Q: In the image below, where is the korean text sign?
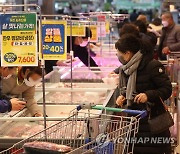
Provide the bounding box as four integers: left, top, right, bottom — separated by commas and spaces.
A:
0, 13, 38, 66
40, 20, 67, 60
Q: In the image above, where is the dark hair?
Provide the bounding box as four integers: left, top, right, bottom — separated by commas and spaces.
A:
22, 66, 42, 78
67, 36, 76, 53
82, 27, 92, 39
146, 32, 157, 47
134, 20, 147, 34
162, 12, 173, 20
133, 9, 137, 13
0, 60, 16, 69
152, 18, 162, 26
7, 67, 14, 69
119, 23, 140, 37
115, 34, 141, 54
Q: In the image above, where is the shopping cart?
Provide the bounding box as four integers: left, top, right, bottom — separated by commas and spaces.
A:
0, 104, 147, 154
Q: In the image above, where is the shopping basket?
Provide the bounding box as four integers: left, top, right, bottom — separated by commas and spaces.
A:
0, 104, 147, 154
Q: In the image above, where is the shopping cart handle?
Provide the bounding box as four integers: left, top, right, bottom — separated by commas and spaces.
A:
76, 104, 147, 118
91, 105, 147, 118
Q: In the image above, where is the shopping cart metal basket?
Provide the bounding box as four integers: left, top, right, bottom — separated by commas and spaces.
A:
0, 104, 147, 154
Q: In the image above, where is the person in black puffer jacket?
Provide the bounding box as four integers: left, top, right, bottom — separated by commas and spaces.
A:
115, 34, 172, 154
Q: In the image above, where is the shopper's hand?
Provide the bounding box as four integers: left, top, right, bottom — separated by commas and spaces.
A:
134, 93, 148, 103
116, 95, 126, 107
10, 98, 26, 111
95, 42, 101, 47
162, 47, 171, 55
34, 112, 43, 117
108, 72, 118, 77
67, 53, 71, 59
90, 43, 96, 49
56, 60, 67, 66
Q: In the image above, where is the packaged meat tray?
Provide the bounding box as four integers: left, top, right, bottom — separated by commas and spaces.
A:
23, 141, 72, 154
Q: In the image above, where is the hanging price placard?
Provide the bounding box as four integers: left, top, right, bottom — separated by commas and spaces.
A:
40, 20, 67, 60
105, 21, 110, 34
0, 13, 38, 66
67, 25, 85, 36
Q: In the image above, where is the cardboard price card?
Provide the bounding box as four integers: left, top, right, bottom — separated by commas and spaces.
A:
0, 13, 38, 66
40, 20, 67, 60
67, 25, 85, 36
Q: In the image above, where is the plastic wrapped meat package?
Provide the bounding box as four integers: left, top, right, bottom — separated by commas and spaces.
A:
23, 141, 72, 153
42, 91, 106, 104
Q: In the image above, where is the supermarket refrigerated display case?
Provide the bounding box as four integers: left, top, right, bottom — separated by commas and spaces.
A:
0, 84, 117, 149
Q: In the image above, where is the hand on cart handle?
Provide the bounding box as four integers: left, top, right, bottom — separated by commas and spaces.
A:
134, 93, 148, 103
77, 103, 95, 111
116, 95, 126, 107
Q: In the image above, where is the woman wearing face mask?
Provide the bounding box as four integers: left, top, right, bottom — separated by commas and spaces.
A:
67, 27, 98, 68
2, 66, 42, 117
0, 66, 26, 113
115, 34, 172, 154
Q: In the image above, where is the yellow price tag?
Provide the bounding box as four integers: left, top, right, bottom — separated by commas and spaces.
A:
89, 25, 98, 42
67, 26, 85, 36
105, 21, 110, 34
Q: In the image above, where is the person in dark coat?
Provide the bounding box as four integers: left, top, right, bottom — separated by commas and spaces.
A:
158, 12, 180, 60
130, 9, 138, 22
115, 34, 172, 154
134, 20, 157, 49
0, 66, 26, 113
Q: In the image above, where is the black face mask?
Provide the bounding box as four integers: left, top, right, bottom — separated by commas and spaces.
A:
117, 55, 127, 65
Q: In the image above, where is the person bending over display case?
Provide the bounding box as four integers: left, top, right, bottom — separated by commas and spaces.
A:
0, 65, 26, 113
2, 66, 42, 117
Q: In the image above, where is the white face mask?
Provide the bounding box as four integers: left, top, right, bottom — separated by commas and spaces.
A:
80, 41, 88, 47
162, 21, 169, 27
24, 77, 41, 87
3, 74, 12, 80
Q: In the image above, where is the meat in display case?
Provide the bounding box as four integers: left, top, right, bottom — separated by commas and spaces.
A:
45, 66, 119, 83
35, 82, 115, 105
